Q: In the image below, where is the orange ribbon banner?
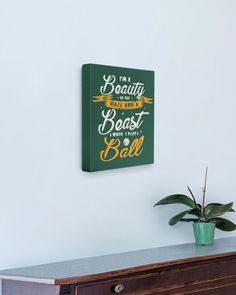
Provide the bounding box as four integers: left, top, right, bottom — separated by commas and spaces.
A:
93, 95, 153, 110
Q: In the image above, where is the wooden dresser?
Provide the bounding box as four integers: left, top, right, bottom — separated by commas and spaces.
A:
1, 237, 236, 295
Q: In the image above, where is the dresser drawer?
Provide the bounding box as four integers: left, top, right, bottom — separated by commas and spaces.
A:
75, 258, 236, 295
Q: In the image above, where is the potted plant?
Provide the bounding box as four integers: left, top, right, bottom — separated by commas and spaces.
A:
154, 168, 236, 245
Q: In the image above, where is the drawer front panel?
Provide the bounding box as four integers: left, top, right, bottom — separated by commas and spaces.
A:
75, 258, 236, 295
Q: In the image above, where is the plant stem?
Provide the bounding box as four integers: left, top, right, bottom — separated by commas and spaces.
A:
201, 167, 208, 218
187, 186, 197, 208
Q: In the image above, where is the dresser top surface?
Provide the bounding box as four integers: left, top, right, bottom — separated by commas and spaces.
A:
1, 236, 236, 285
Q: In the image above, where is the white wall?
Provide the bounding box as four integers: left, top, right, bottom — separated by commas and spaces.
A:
0, 0, 236, 277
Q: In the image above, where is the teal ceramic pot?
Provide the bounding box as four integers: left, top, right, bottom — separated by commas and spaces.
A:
193, 222, 215, 246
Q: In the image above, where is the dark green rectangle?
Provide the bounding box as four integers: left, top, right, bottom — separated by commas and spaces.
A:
82, 64, 155, 172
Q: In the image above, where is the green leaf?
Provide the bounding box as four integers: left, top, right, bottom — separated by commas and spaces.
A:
206, 202, 234, 218
188, 207, 201, 218
180, 218, 199, 222
169, 209, 193, 226
154, 194, 196, 209
169, 208, 201, 226
211, 217, 236, 231
205, 203, 235, 216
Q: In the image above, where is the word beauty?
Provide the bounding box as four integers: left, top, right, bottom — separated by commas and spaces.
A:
82, 64, 154, 172
100, 75, 145, 98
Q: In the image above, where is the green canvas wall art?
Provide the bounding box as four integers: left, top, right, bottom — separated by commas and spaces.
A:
82, 64, 154, 172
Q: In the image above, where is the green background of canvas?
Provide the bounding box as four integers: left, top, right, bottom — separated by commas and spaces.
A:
82, 64, 155, 172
